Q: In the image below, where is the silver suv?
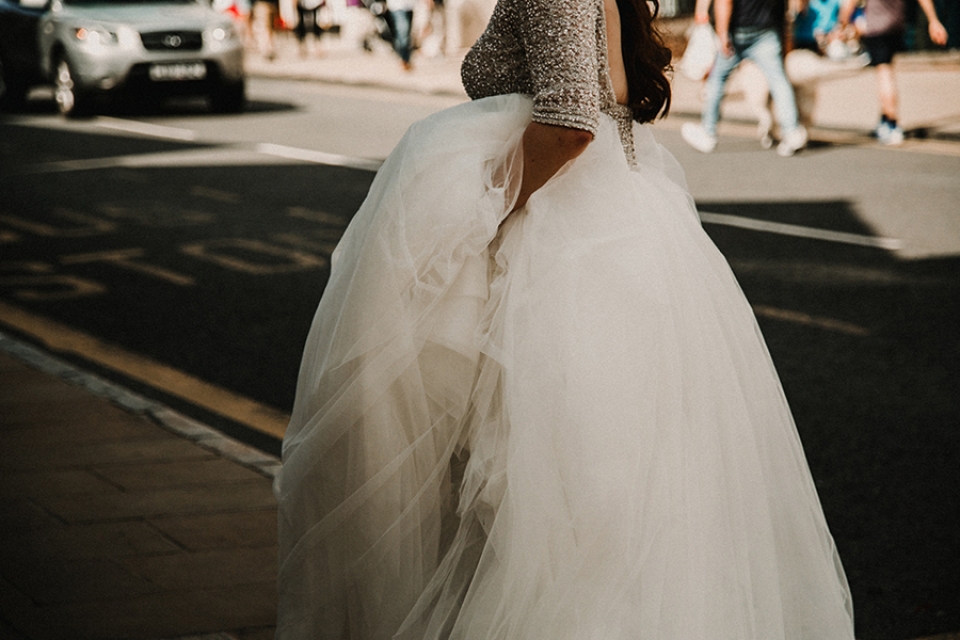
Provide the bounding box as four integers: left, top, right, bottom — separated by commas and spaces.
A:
38, 0, 245, 116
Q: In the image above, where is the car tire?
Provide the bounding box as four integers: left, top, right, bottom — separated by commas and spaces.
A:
0, 56, 29, 112
54, 56, 90, 117
209, 79, 245, 114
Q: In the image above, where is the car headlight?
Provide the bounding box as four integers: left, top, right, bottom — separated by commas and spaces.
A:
74, 26, 119, 48
116, 25, 139, 49
207, 22, 237, 43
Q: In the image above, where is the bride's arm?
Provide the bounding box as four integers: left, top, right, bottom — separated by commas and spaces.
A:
508, 0, 604, 215
511, 122, 593, 213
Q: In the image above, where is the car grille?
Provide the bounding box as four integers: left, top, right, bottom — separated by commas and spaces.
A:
140, 31, 204, 51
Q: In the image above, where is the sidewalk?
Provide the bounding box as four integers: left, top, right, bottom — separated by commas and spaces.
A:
244, 26, 960, 142
0, 332, 280, 640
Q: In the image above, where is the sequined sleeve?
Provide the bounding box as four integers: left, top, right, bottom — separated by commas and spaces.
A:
522, 0, 602, 134
461, 0, 604, 135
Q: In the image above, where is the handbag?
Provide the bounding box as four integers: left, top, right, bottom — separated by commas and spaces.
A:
679, 23, 720, 81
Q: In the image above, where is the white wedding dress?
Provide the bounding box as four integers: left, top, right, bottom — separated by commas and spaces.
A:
274, 1, 856, 639
274, 95, 855, 640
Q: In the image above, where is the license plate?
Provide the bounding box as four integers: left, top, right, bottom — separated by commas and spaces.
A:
149, 62, 206, 81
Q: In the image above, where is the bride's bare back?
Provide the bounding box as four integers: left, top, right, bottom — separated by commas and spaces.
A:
604, 0, 630, 104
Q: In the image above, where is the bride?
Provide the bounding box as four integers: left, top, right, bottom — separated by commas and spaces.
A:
274, 0, 857, 637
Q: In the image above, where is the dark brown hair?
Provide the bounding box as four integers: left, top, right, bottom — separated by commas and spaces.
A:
616, 0, 673, 123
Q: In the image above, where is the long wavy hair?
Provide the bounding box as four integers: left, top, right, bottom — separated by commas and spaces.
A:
616, 0, 673, 123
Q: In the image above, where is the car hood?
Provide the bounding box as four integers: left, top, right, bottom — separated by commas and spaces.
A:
53, 1, 226, 29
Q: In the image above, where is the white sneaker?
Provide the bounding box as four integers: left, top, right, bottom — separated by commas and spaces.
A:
876, 121, 905, 146
777, 125, 808, 157
681, 122, 717, 153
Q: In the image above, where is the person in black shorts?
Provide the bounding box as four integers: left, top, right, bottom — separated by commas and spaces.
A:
861, 28, 902, 65
838, 0, 947, 144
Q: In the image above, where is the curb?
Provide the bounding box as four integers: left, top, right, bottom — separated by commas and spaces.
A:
0, 331, 282, 480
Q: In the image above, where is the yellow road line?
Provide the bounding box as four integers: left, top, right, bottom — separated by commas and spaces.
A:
0, 301, 289, 440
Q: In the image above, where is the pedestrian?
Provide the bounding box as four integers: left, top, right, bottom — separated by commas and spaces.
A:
681, 0, 810, 155
275, 0, 856, 638
295, 0, 327, 56
249, 0, 279, 59
386, 0, 417, 69
836, 0, 948, 144
793, 0, 842, 52
418, 0, 446, 58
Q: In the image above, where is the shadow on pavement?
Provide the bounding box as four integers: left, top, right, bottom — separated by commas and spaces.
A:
703, 200, 960, 640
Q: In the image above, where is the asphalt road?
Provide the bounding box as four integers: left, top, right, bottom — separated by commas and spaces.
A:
1, 77, 958, 640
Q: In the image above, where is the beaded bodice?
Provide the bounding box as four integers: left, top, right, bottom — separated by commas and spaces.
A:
461, 0, 637, 166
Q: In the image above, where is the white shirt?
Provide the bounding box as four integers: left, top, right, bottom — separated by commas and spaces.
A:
386, 0, 418, 11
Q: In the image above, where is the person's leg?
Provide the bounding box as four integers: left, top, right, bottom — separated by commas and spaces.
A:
390, 9, 414, 67
862, 31, 903, 143
700, 43, 742, 137
744, 29, 800, 135
682, 34, 741, 152
252, 1, 274, 57
700, 47, 741, 136
295, 3, 307, 43
876, 62, 898, 121
311, 6, 324, 38
262, 1, 277, 58
874, 61, 903, 142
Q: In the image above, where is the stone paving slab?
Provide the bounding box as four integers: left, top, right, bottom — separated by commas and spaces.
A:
0, 418, 174, 446
2, 438, 218, 472
32, 480, 277, 523
3, 555, 162, 606
122, 547, 277, 591
0, 338, 280, 639
0, 469, 117, 500
91, 458, 268, 491
7, 584, 277, 640
0, 497, 64, 531
0, 397, 158, 429
0, 522, 181, 561
147, 511, 278, 551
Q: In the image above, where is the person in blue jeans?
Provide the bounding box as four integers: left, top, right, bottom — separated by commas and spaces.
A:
387, 0, 417, 70
682, 0, 808, 156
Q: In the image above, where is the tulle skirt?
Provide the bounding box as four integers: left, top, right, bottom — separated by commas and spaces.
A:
275, 94, 855, 640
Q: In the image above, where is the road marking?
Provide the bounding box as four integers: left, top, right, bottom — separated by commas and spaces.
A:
96, 117, 198, 141
21, 147, 293, 173
180, 237, 327, 274
255, 143, 384, 171
60, 248, 196, 287
0, 301, 289, 440
0, 208, 116, 237
699, 211, 903, 250
752, 305, 869, 336
190, 185, 243, 203
1, 262, 108, 300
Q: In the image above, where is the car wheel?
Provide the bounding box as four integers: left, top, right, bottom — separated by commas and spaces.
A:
54, 57, 89, 117
209, 80, 245, 114
0, 56, 28, 112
